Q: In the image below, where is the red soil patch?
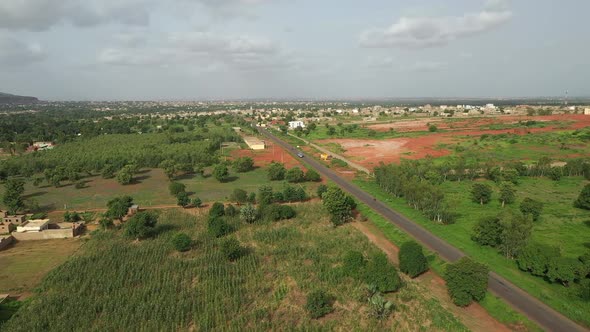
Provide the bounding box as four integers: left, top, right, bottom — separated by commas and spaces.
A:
231, 140, 301, 169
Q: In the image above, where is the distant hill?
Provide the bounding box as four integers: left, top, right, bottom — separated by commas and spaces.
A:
0, 92, 39, 104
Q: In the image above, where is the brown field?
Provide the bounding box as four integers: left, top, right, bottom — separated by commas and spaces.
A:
0, 238, 82, 297
231, 140, 302, 169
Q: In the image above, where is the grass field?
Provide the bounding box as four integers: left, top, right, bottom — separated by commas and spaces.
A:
2, 205, 469, 331
0, 167, 322, 212
355, 177, 590, 327
0, 239, 82, 295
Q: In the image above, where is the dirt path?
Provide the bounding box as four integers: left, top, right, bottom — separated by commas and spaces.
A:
352, 221, 511, 332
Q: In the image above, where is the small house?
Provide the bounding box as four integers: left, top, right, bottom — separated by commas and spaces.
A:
16, 219, 50, 233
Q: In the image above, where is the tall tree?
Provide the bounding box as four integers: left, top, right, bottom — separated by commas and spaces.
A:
574, 184, 590, 210
213, 164, 229, 182
471, 183, 493, 205
267, 162, 286, 181
2, 178, 25, 214
106, 196, 134, 222
499, 182, 515, 207
322, 186, 356, 226
399, 241, 428, 278
499, 213, 533, 259
445, 257, 489, 307
124, 211, 158, 240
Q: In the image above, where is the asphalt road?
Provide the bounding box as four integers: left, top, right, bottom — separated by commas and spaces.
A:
259, 127, 588, 332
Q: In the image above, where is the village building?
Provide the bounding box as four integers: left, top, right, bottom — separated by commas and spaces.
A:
243, 137, 265, 150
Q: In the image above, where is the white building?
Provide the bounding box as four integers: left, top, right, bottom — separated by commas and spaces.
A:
584, 108, 590, 115
288, 121, 305, 129
486, 103, 496, 109
16, 219, 50, 233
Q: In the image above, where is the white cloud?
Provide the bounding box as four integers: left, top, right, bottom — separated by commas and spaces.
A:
0, 0, 152, 31
365, 56, 396, 69
0, 35, 45, 65
359, 1, 512, 48
405, 61, 446, 72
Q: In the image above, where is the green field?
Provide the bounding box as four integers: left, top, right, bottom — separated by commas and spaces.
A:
2, 205, 468, 331
355, 177, 590, 327
0, 167, 322, 212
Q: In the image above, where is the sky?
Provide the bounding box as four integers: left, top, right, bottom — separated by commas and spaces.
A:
0, 0, 588, 101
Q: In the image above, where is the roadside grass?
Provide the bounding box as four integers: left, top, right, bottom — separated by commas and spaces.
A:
355, 203, 540, 331
0, 167, 322, 212
354, 178, 590, 327
0, 239, 82, 295
2, 205, 468, 331
303, 126, 430, 141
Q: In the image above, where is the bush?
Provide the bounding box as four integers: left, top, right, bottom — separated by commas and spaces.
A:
213, 164, 229, 182
445, 257, 488, 307
171, 233, 192, 252
267, 162, 286, 181
124, 211, 158, 239
365, 253, 402, 293
209, 202, 225, 219
516, 242, 560, 277
285, 167, 305, 183
519, 198, 543, 221
322, 186, 356, 226
305, 290, 335, 319
471, 216, 503, 247
342, 250, 367, 279
428, 124, 438, 132
579, 279, 590, 301
74, 180, 86, 189
574, 184, 590, 210
208, 217, 232, 238
192, 197, 202, 208
221, 238, 246, 261
305, 169, 321, 182
233, 157, 254, 173
230, 188, 249, 204
399, 241, 428, 278
240, 204, 258, 223
176, 192, 190, 208
225, 204, 238, 217
317, 184, 328, 198
169, 182, 186, 196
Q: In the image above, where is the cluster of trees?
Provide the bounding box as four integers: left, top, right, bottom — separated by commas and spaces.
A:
257, 185, 308, 205
267, 162, 321, 183
471, 212, 534, 259
232, 157, 255, 173
445, 258, 489, 306
517, 243, 590, 289
168, 182, 202, 208
374, 162, 455, 224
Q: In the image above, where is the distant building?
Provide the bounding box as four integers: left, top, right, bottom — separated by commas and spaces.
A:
0, 221, 14, 234
32, 141, 54, 151
3, 214, 26, 225
288, 121, 305, 129
584, 108, 590, 115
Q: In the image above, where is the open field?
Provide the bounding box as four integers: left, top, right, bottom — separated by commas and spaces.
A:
2, 205, 473, 331
0, 239, 82, 295
313, 121, 590, 170
355, 177, 590, 327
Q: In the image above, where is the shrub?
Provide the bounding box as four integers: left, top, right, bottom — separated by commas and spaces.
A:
208, 217, 232, 238
285, 167, 305, 183
471, 216, 503, 247
317, 184, 328, 198
171, 233, 192, 252
574, 184, 590, 210
399, 241, 428, 278
74, 180, 86, 189
519, 198, 543, 221
192, 197, 202, 208
428, 124, 438, 132
124, 211, 158, 239
445, 257, 488, 307
233, 157, 254, 173
209, 202, 225, 219
547, 257, 582, 286
305, 290, 335, 319
240, 204, 258, 223
230, 189, 249, 204
169, 182, 186, 196
225, 204, 238, 217
322, 186, 356, 226
213, 164, 229, 182
516, 242, 560, 277
267, 162, 286, 181
221, 238, 246, 261
305, 169, 321, 182
342, 250, 367, 279
365, 253, 402, 293
176, 192, 190, 208
580, 279, 590, 301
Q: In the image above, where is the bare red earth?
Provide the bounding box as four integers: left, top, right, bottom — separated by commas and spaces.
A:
231, 140, 302, 169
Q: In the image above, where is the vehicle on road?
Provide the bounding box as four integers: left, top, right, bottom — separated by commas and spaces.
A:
297, 152, 304, 158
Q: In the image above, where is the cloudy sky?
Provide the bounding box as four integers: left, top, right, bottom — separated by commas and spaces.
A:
0, 0, 588, 100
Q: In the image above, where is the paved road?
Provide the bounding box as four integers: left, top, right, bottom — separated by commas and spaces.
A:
259, 127, 588, 332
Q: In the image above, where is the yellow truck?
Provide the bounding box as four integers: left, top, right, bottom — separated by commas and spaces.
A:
320, 153, 332, 161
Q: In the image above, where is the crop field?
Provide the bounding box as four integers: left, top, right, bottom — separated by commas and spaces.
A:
355, 177, 590, 327
0, 239, 81, 295
2, 205, 470, 331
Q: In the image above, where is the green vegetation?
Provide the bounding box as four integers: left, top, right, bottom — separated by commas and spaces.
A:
445, 257, 489, 307
2, 205, 468, 331
305, 290, 335, 318
171, 233, 192, 252
399, 241, 429, 278
321, 186, 356, 226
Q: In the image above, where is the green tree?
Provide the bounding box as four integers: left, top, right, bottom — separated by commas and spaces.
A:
519, 198, 543, 221
428, 124, 438, 132
213, 164, 229, 182
305, 290, 335, 319
285, 167, 305, 183
239, 204, 258, 223
168, 181, 186, 196
192, 197, 202, 208
322, 186, 356, 226
171, 233, 192, 252
305, 169, 321, 182
547, 257, 582, 286
230, 188, 249, 205
267, 162, 286, 181
221, 237, 246, 261
124, 211, 158, 240
471, 215, 503, 247
517, 243, 561, 277
445, 257, 489, 307
471, 183, 493, 205
208, 217, 232, 238
101, 164, 117, 179
317, 184, 328, 198
160, 159, 177, 180
499, 182, 515, 207
2, 178, 25, 214
499, 213, 533, 259
176, 192, 190, 208
365, 252, 402, 293
106, 196, 134, 222
258, 185, 274, 206
99, 217, 114, 230
399, 241, 428, 278
116, 166, 134, 185
342, 250, 367, 279
209, 202, 225, 219
574, 184, 590, 210
233, 157, 255, 173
